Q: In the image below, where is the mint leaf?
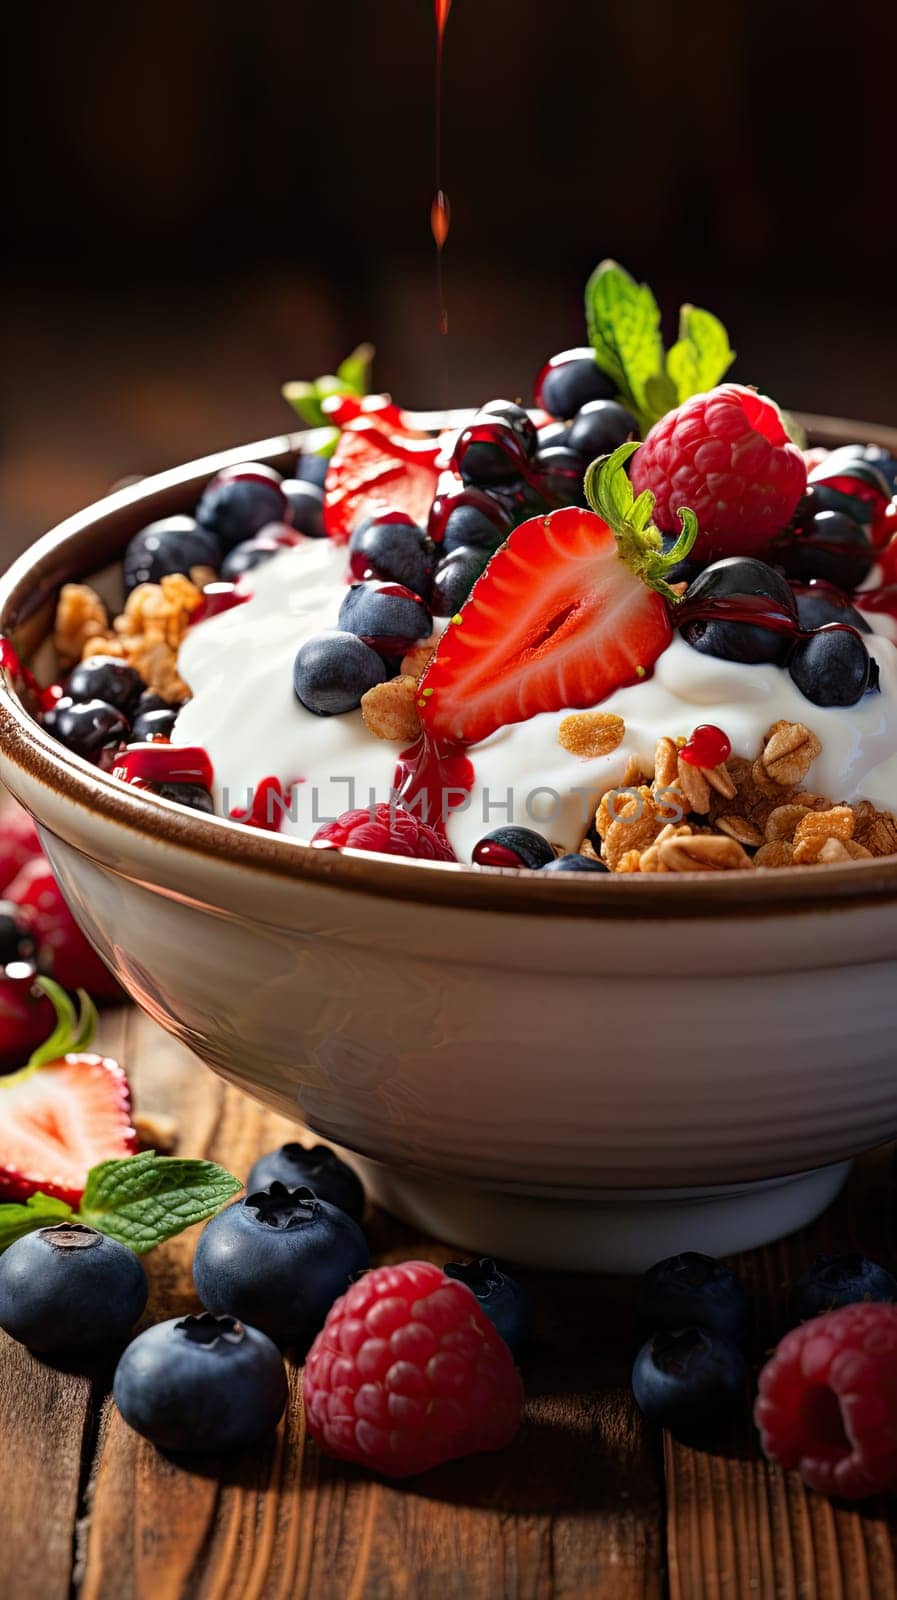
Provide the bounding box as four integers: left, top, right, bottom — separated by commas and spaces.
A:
0, 1192, 73, 1252
78, 1151, 241, 1253
585, 261, 667, 429
666, 305, 734, 402
24, 980, 97, 1073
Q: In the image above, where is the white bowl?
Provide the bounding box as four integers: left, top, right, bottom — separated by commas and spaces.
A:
2, 417, 896, 1270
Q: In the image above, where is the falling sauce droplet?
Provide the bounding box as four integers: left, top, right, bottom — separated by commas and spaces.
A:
432, 0, 452, 336
430, 188, 451, 250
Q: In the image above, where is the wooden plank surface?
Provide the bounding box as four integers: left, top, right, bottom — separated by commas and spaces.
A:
1, 1007, 896, 1600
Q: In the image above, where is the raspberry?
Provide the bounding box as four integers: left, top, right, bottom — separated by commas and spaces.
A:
630, 383, 807, 562
6, 858, 121, 999
303, 1260, 524, 1478
755, 1303, 897, 1500
311, 803, 456, 862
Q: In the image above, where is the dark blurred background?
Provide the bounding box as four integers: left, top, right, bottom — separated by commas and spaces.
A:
2, 0, 895, 557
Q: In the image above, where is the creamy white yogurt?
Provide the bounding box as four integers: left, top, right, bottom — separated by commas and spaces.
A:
175, 538, 897, 861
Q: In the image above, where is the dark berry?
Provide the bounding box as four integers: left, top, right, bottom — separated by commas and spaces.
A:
801, 478, 884, 528
443, 1258, 532, 1356
246, 1143, 365, 1222
0, 900, 37, 973
681, 558, 798, 666
452, 419, 529, 487
113, 1312, 287, 1454
788, 627, 877, 707
792, 584, 870, 634
541, 853, 609, 874
430, 547, 488, 616
438, 495, 511, 556
123, 516, 221, 595
282, 480, 325, 539
154, 782, 215, 813
779, 511, 874, 591
63, 656, 143, 716
44, 698, 130, 765
196, 464, 286, 553
472, 827, 555, 869
338, 582, 432, 657
632, 1327, 747, 1432
0, 1223, 147, 1353
136, 689, 177, 715
192, 1183, 369, 1347
221, 537, 283, 581
293, 631, 387, 715
479, 399, 538, 458
635, 1252, 751, 1344
567, 399, 639, 459
130, 705, 179, 742
293, 450, 329, 489
536, 421, 572, 450
533, 445, 588, 506
792, 1254, 897, 1322
533, 348, 616, 420
349, 513, 435, 595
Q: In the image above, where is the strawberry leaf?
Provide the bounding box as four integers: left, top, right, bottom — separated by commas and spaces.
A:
584, 443, 698, 600
0, 1191, 73, 1252
21, 980, 97, 1074
283, 343, 375, 432
77, 1151, 241, 1253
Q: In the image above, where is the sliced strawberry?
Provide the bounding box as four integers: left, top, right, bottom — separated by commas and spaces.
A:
324, 418, 444, 542
321, 392, 431, 435
418, 444, 697, 748
7, 857, 122, 999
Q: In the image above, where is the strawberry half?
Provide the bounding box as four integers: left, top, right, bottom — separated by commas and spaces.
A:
418, 443, 697, 748
324, 416, 444, 542
0, 982, 136, 1205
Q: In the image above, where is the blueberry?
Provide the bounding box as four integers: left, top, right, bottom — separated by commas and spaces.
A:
221, 537, 283, 581
479, 399, 538, 458
439, 495, 511, 556
349, 514, 435, 595
792, 584, 870, 634
136, 689, 177, 716
453, 419, 529, 487
533, 348, 616, 421
0, 1222, 147, 1353
536, 420, 572, 450
113, 1311, 287, 1454
541, 853, 609, 874
800, 480, 881, 528
154, 782, 215, 813
130, 705, 179, 742
282, 480, 326, 539
246, 1143, 365, 1222
567, 400, 639, 460
431, 547, 488, 616
788, 627, 877, 707
64, 656, 144, 716
293, 450, 329, 489
338, 582, 432, 656
444, 1258, 532, 1356
635, 1252, 751, 1344
779, 511, 874, 591
680, 558, 798, 666
631, 1327, 747, 1432
533, 445, 588, 506
123, 516, 221, 595
294, 630, 387, 715
196, 464, 286, 553
193, 1183, 369, 1347
44, 698, 130, 765
0, 900, 37, 972
792, 1253, 897, 1322
472, 826, 556, 869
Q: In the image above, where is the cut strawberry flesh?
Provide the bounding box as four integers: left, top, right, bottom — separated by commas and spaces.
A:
419, 507, 672, 748
0, 1052, 137, 1206
324, 418, 444, 543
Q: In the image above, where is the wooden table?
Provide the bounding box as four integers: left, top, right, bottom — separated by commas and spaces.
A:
3, 1008, 897, 1600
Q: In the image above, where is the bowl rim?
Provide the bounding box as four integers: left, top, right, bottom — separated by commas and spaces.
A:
2, 410, 897, 921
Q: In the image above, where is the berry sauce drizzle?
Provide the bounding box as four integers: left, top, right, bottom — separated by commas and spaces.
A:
229, 775, 297, 832
0, 637, 64, 712
674, 591, 867, 646
393, 734, 474, 835
113, 741, 214, 790
428, 472, 510, 544
190, 583, 252, 627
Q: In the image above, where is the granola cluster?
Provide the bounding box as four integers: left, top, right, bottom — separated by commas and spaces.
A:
53, 576, 203, 703
575, 716, 897, 873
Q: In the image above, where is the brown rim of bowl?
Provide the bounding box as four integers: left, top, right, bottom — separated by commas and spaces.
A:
1, 412, 897, 922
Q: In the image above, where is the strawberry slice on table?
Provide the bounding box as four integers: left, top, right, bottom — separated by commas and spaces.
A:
418, 443, 697, 748
0, 982, 136, 1206
324, 417, 445, 543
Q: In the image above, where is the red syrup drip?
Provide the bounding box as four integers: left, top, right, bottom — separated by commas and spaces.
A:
674, 591, 867, 646
0, 636, 65, 713
432, 0, 452, 334
855, 585, 897, 625
393, 734, 474, 836
113, 741, 214, 790
680, 725, 732, 769
229, 775, 296, 833
427, 470, 510, 544
190, 583, 252, 626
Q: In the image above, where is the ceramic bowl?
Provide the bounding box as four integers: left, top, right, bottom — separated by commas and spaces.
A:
1, 415, 896, 1271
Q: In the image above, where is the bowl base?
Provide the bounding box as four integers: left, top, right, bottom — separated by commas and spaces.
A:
354, 1157, 852, 1273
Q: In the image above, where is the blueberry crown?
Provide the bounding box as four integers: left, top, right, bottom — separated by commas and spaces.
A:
176, 1312, 245, 1347
244, 1181, 320, 1228
651, 1327, 710, 1374
280, 1142, 338, 1174
39, 1222, 101, 1251
445, 1256, 505, 1301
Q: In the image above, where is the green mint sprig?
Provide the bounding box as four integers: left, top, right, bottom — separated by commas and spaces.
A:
282, 341, 375, 456
585, 261, 734, 433
0, 1153, 241, 1255
584, 442, 698, 602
